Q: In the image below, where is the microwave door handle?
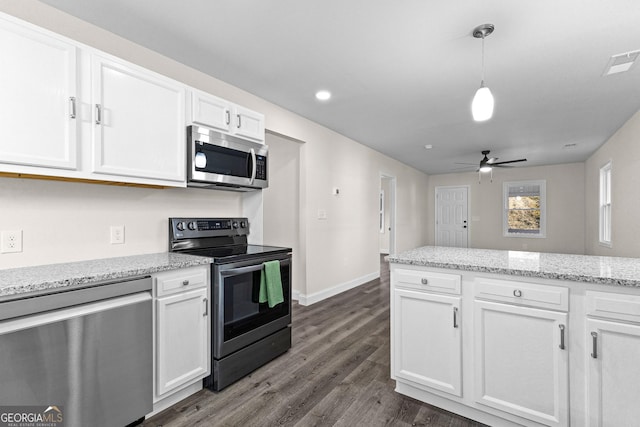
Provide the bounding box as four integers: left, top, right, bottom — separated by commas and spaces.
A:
249, 148, 257, 185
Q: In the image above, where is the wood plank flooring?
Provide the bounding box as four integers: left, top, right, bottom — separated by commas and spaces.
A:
143, 257, 484, 427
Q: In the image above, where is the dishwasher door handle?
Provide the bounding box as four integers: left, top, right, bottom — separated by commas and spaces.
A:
0, 292, 151, 335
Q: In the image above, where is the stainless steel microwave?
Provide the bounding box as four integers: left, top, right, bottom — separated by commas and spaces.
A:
187, 125, 268, 191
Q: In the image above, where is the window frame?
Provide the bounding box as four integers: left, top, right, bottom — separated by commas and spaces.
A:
599, 161, 612, 247
502, 180, 547, 239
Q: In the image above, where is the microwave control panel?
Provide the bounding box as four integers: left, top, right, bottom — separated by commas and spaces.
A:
255, 155, 267, 181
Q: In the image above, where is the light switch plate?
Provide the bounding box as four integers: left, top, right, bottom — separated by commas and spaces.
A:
110, 225, 125, 244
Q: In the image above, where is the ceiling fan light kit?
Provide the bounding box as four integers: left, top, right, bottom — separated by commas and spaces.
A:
472, 24, 495, 122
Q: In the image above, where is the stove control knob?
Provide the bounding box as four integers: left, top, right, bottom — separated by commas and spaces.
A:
232, 221, 239, 229
176, 221, 186, 231
188, 221, 197, 230
240, 221, 247, 228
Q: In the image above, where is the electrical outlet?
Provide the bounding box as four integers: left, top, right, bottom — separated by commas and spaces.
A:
1, 230, 23, 253
110, 225, 125, 244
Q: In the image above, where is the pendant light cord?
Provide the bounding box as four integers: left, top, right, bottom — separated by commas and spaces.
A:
481, 33, 486, 85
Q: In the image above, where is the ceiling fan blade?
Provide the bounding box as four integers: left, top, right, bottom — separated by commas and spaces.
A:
486, 157, 499, 164
490, 158, 527, 165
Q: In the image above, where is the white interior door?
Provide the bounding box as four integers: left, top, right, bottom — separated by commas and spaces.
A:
435, 186, 469, 247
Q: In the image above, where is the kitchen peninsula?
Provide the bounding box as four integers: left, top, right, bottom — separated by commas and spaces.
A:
388, 246, 640, 427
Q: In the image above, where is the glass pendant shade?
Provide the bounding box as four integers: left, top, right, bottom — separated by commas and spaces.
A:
472, 83, 494, 121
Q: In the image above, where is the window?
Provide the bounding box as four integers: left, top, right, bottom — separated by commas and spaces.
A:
599, 162, 612, 246
503, 180, 546, 238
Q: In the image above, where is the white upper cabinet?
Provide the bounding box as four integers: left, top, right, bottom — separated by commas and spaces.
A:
234, 105, 265, 142
91, 54, 186, 183
190, 90, 265, 143
0, 16, 78, 171
191, 90, 232, 133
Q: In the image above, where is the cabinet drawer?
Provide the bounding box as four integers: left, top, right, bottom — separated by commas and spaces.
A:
395, 269, 461, 295
155, 266, 208, 297
474, 278, 568, 311
586, 291, 640, 323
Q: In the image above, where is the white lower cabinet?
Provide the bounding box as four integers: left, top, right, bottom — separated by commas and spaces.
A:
586, 291, 640, 427
391, 267, 574, 427
393, 288, 462, 397
153, 266, 210, 402
474, 300, 569, 426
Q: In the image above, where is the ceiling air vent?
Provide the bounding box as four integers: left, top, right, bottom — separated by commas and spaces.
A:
603, 50, 640, 76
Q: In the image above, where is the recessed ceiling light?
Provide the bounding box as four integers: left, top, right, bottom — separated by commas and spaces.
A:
315, 90, 331, 101
424, 144, 433, 150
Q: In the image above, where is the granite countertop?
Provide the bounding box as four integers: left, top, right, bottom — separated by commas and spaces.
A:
0, 252, 213, 300
387, 246, 640, 287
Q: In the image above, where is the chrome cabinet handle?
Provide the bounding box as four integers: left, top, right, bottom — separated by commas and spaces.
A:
420, 278, 428, 285
513, 289, 522, 297
591, 332, 598, 359
182, 280, 189, 286
237, 114, 241, 128
95, 104, 102, 125
225, 110, 230, 125
203, 298, 208, 317
559, 324, 566, 350
69, 97, 76, 119
453, 307, 459, 328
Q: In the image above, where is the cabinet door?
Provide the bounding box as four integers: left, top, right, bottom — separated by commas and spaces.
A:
156, 287, 208, 396
393, 288, 462, 396
587, 318, 640, 427
0, 17, 77, 170
474, 300, 568, 426
233, 105, 265, 142
191, 90, 232, 132
91, 55, 186, 183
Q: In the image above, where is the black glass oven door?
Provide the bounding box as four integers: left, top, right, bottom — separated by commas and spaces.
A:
215, 258, 291, 358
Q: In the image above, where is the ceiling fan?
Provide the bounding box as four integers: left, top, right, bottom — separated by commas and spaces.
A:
454, 150, 527, 182
477, 150, 527, 171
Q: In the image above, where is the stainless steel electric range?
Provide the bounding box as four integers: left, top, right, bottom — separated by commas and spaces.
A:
169, 217, 292, 391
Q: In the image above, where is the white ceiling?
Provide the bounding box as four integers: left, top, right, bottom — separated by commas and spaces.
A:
40, 0, 640, 174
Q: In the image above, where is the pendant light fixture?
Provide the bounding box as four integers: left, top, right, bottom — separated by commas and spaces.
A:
472, 24, 495, 122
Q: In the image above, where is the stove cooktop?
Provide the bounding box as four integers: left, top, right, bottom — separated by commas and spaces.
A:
182, 244, 291, 264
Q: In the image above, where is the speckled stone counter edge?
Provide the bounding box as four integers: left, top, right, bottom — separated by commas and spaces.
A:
387, 246, 640, 288
0, 253, 213, 299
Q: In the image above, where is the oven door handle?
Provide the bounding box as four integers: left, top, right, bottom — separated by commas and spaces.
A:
220, 258, 291, 276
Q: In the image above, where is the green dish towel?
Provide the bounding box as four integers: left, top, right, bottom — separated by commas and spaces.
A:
259, 260, 284, 308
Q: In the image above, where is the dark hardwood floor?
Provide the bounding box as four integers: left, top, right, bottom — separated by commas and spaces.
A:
143, 256, 484, 427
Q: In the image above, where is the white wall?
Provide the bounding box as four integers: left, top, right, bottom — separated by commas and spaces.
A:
0, 2, 431, 302
585, 110, 640, 257
0, 178, 241, 269
427, 163, 586, 254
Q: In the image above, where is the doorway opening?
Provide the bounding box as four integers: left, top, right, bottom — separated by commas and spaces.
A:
380, 174, 397, 255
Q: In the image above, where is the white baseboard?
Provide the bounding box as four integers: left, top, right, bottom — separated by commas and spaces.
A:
293, 271, 379, 306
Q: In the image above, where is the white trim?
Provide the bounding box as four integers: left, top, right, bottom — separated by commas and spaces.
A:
293, 271, 379, 306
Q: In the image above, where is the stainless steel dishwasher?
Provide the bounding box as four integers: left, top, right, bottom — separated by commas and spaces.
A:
0, 276, 152, 427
